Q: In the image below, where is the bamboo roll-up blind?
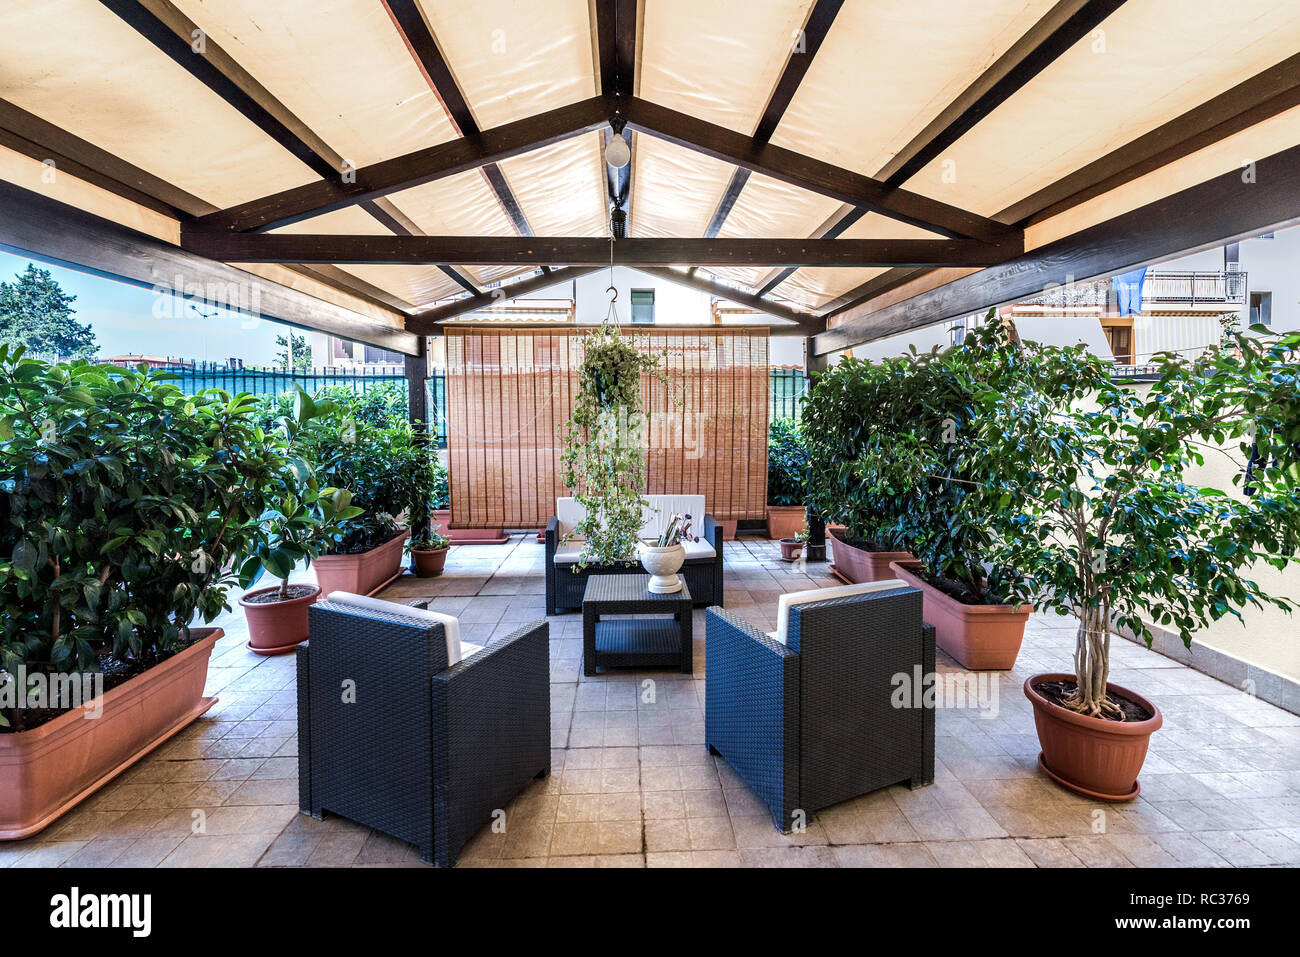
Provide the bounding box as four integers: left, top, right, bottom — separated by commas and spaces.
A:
444, 326, 770, 529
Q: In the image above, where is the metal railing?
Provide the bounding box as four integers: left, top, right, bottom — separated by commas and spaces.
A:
1142, 270, 1247, 305
770, 367, 808, 420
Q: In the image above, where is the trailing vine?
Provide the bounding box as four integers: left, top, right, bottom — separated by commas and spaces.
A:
560, 323, 668, 567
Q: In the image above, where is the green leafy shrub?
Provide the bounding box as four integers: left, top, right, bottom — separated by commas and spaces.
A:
969, 326, 1300, 717
767, 417, 808, 506
0, 349, 296, 697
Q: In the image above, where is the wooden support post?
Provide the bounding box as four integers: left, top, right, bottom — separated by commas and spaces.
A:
803, 337, 828, 563
405, 340, 431, 547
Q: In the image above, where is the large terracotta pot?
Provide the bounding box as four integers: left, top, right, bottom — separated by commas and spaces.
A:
765, 505, 805, 540
432, 510, 508, 545
828, 528, 913, 583
889, 561, 1030, 671
716, 518, 738, 540
313, 530, 408, 597
239, 584, 321, 656
1025, 673, 1162, 801
0, 627, 222, 840
411, 546, 449, 577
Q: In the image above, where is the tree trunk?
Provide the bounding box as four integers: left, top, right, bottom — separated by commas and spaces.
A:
1067, 605, 1123, 719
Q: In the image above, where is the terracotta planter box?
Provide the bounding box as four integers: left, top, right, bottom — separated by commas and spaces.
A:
828, 529, 913, 583
0, 627, 222, 840
1025, 673, 1162, 801
313, 530, 408, 597
432, 510, 508, 545
765, 505, 805, 540
716, 518, 738, 540
240, 584, 320, 656
890, 561, 1031, 671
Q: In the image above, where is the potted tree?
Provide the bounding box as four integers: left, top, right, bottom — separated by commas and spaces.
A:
973, 324, 1300, 799
0, 351, 285, 837
804, 353, 915, 583
765, 417, 808, 539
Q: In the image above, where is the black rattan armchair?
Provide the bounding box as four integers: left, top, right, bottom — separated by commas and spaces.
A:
297, 597, 550, 868
704, 584, 935, 832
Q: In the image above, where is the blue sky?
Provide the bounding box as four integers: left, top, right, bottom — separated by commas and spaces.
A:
1, 251, 298, 365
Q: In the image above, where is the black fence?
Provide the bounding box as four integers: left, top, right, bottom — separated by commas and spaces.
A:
138, 361, 805, 444
770, 367, 808, 421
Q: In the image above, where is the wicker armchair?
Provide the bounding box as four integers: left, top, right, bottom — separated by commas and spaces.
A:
297, 594, 550, 868
705, 581, 935, 833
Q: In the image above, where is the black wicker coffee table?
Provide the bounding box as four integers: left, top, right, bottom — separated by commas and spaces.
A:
582, 574, 693, 676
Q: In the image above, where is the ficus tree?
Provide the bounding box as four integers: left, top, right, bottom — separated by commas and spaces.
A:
969, 325, 1300, 718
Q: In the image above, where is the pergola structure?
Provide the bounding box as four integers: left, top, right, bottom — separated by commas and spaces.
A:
1, 0, 1299, 367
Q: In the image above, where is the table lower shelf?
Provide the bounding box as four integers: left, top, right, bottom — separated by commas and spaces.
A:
589, 619, 690, 670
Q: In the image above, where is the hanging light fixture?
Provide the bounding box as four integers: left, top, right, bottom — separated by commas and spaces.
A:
604, 119, 630, 168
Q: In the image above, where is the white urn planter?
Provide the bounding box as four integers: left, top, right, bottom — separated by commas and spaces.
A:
639, 542, 686, 593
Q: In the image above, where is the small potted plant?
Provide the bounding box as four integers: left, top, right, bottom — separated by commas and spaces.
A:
779, 526, 807, 561
409, 523, 451, 576
237, 485, 364, 655
766, 417, 808, 539
639, 512, 696, 593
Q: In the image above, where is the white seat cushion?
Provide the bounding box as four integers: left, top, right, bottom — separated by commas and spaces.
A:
556, 494, 711, 544
773, 580, 907, 647
323, 592, 481, 666
553, 538, 715, 564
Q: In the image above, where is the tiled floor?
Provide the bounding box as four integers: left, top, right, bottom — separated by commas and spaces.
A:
6, 535, 1299, 868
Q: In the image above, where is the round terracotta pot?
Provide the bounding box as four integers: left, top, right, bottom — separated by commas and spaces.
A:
639, 542, 686, 593
239, 584, 321, 656
1024, 673, 1163, 801
779, 539, 803, 561
411, 546, 449, 576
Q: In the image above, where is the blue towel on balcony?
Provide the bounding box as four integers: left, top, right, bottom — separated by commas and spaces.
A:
1112, 267, 1147, 315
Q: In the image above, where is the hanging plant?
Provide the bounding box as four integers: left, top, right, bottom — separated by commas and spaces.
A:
560, 321, 668, 567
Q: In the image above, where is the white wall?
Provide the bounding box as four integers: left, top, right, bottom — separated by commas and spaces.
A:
845, 313, 1113, 363
573, 267, 710, 326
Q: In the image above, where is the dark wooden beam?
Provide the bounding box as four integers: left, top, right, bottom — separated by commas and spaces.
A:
699, 0, 845, 242
816, 141, 1300, 354
0, 179, 418, 354
193, 98, 606, 233
637, 268, 822, 337
1001, 51, 1300, 225
179, 232, 1014, 268
619, 95, 1018, 244
878, 0, 1126, 187
97, 0, 336, 179
818, 267, 925, 316
755, 206, 866, 295
359, 198, 480, 295
595, 0, 638, 96
0, 97, 212, 218
383, 0, 537, 239
407, 267, 600, 333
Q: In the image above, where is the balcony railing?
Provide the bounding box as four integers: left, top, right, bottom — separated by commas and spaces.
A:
1142, 270, 1247, 306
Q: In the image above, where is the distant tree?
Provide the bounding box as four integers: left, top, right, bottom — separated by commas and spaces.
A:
275, 332, 312, 372
0, 264, 96, 360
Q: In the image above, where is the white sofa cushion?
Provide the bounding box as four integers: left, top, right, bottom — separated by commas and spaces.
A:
555, 494, 711, 546
553, 537, 715, 564
773, 580, 907, 647
323, 592, 483, 665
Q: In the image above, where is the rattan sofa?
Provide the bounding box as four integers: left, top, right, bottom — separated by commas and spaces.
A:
705, 580, 935, 833
545, 494, 724, 614
297, 593, 550, 868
